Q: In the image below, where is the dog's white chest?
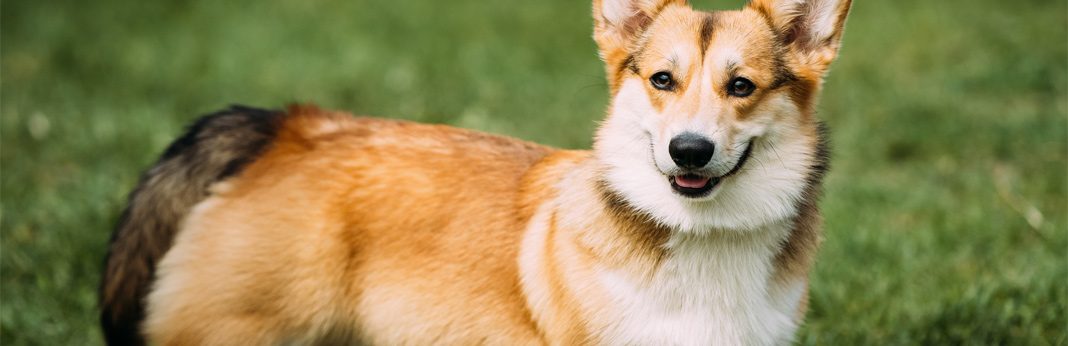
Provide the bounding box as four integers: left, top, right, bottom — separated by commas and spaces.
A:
592, 232, 804, 346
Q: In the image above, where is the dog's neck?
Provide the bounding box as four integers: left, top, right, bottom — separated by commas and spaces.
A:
519, 156, 805, 344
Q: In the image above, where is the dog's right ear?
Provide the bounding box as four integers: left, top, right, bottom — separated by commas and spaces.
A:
593, 0, 686, 85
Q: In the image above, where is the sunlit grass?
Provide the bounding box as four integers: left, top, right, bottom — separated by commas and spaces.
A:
2, 0, 1065, 344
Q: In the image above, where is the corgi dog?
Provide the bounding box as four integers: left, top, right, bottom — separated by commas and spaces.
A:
99, 0, 851, 344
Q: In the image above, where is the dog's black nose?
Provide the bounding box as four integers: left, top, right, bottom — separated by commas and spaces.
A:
669, 133, 715, 169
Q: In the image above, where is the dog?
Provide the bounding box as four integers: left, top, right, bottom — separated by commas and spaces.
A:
100, 0, 851, 344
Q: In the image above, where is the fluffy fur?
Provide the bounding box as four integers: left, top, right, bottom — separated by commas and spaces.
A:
99, 0, 851, 344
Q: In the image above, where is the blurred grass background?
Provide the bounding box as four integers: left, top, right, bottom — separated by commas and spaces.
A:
2, 0, 1065, 344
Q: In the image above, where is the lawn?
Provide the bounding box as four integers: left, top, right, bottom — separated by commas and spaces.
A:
2, 0, 1065, 344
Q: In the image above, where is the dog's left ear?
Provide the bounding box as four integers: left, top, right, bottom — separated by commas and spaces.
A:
749, 0, 852, 73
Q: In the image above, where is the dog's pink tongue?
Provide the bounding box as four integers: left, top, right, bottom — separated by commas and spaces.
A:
674, 175, 710, 189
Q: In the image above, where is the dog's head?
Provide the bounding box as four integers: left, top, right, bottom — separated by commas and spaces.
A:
592, 0, 850, 232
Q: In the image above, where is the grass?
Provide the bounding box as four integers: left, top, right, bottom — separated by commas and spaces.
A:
2, 0, 1065, 344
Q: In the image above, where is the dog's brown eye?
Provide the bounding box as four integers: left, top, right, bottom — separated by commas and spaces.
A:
727, 77, 755, 97
650, 72, 675, 91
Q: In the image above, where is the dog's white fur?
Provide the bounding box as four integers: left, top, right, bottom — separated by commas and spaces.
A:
592, 226, 805, 345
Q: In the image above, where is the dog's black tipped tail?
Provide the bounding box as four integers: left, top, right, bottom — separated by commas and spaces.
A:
99, 105, 284, 345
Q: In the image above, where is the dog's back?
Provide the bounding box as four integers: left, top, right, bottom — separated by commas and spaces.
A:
101, 105, 559, 343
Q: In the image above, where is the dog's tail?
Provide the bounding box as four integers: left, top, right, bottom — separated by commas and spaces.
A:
99, 105, 283, 345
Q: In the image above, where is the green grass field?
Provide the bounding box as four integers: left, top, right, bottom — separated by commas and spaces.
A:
2, 0, 1065, 344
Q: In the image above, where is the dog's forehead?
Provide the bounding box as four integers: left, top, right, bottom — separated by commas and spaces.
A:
640, 8, 777, 67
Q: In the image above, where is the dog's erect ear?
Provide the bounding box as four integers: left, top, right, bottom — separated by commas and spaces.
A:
593, 0, 686, 75
749, 0, 852, 72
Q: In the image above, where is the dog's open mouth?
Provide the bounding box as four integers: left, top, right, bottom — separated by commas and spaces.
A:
669, 140, 755, 198
670, 174, 720, 197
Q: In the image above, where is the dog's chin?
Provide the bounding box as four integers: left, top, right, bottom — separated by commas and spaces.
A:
666, 140, 754, 199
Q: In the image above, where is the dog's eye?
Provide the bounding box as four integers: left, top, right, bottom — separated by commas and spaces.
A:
650, 72, 675, 91
727, 77, 756, 97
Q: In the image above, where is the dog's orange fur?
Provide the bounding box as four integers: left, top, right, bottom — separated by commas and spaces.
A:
146, 108, 557, 343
